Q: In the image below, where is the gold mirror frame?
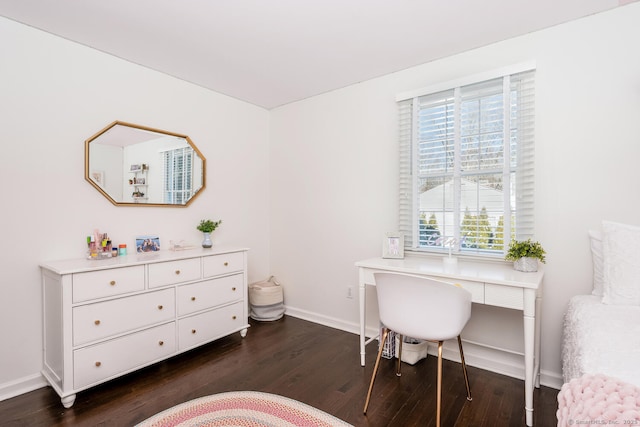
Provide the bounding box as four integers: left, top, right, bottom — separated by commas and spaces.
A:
84, 121, 206, 207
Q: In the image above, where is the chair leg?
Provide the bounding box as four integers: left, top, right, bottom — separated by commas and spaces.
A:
396, 334, 403, 377
457, 335, 472, 401
363, 328, 389, 414
436, 341, 443, 427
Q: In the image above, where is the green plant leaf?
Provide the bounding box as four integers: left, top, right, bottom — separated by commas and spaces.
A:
505, 239, 546, 263
196, 219, 222, 233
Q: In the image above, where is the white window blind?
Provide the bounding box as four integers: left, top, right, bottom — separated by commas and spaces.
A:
163, 147, 194, 204
398, 68, 535, 257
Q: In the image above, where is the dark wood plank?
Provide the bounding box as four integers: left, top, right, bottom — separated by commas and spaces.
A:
0, 316, 559, 426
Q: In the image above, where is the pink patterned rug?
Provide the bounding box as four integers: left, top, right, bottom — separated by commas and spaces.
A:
136, 391, 353, 427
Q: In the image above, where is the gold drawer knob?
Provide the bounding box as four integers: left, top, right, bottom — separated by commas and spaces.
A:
95, 361, 101, 367
232, 315, 237, 320
191, 297, 196, 301
158, 305, 163, 310
110, 280, 116, 286
232, 287, 236, 291
158, 340, 164, 346
94, 320, 101, 326
191, 329, 197, 334
175, 270, 181, 275
224, 262, 229, 266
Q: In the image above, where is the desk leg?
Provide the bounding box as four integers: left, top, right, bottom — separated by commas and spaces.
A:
534, 292, 542, 389
524, 289, 536, 426
359, 280, 366, 366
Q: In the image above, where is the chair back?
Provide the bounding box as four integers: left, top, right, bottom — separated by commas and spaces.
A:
374, 272, 472, 341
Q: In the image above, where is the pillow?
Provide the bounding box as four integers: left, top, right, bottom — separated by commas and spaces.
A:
589, 229, 604, 296
602, 221, 640, 305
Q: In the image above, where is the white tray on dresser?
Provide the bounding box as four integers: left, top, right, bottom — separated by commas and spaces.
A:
40, 247, 249, 408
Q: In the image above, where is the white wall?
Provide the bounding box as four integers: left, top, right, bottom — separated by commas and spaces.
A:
2, 3, 640, 401
270, 3, 640, 389
0, 17, 271, 399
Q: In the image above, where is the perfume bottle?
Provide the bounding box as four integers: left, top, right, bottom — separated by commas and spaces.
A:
87, 235, 98, 259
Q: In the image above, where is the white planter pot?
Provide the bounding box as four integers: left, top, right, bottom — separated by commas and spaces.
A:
513, 257, 538, 272
201, 232, 213, 248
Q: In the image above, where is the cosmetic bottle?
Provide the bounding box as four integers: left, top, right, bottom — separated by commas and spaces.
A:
89, 235, 98, 259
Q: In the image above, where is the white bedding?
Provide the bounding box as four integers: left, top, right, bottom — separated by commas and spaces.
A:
562, 294, 640, 387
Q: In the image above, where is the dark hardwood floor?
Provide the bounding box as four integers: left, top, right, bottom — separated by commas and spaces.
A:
0, 316, 559, 426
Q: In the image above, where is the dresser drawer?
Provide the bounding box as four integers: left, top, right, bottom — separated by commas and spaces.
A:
73, 288, 175, 346
178, 302, 244, 350
72, 266, 145, 303
73, 322, 175, 389
177, 274, 243, 316
148, 258, 201, 288
202, 252, 244, 278
485, 284, 523, 310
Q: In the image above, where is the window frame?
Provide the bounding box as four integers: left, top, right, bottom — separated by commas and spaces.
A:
162, 146, 195, 205
397, 63, 536, 259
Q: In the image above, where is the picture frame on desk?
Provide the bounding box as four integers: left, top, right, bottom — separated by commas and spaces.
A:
382, 232, 404, 259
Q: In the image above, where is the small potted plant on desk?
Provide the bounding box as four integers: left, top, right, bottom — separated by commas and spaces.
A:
197, 219, 222, 248
505, 239, 546, 272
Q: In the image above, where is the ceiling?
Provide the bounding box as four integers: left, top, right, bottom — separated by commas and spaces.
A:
0, 0, 631, 109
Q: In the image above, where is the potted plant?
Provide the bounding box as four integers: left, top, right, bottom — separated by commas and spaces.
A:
196, 219, 222, 248
505, 239, 546, 272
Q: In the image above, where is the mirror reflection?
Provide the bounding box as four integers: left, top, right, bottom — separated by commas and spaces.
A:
85, 121, 206, 206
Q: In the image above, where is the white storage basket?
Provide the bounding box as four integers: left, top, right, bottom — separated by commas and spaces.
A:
249, 276, 284, 321
395, 336, 428, 365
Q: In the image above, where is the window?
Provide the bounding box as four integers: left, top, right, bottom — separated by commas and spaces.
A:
163, 146, 194, 204
398, 66, 535, 258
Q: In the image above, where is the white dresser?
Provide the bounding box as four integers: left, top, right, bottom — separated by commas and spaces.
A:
41, 247, 249, 408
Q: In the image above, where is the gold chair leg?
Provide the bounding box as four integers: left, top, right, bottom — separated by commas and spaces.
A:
396, 334, 403, 377
364, 328, 389, 414
457, 335, 472, 401
437, 341, 443, 427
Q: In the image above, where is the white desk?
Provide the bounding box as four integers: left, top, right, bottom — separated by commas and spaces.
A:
356, 256, 544, 427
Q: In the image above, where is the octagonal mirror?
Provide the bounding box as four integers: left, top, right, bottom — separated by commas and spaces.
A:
85, 121, 206, 207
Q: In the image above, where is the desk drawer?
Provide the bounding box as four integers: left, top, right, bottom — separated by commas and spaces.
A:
363, 270, 484, 303
451, 279, 484, 304
485, 284, 523, 310
149, 258, 201, 288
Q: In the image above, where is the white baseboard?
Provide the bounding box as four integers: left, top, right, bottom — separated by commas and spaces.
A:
284, 305, 563, 390
284, 306, 360, 333
540, 370, 564, 390
0, 373, 47, 403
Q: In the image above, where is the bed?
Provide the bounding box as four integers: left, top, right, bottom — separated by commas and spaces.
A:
562, 222, 640, 386
562, 294, 640, 387
558, 222, 640, 424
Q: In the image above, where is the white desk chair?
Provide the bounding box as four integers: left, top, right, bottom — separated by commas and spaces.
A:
363, 272, 473, 426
